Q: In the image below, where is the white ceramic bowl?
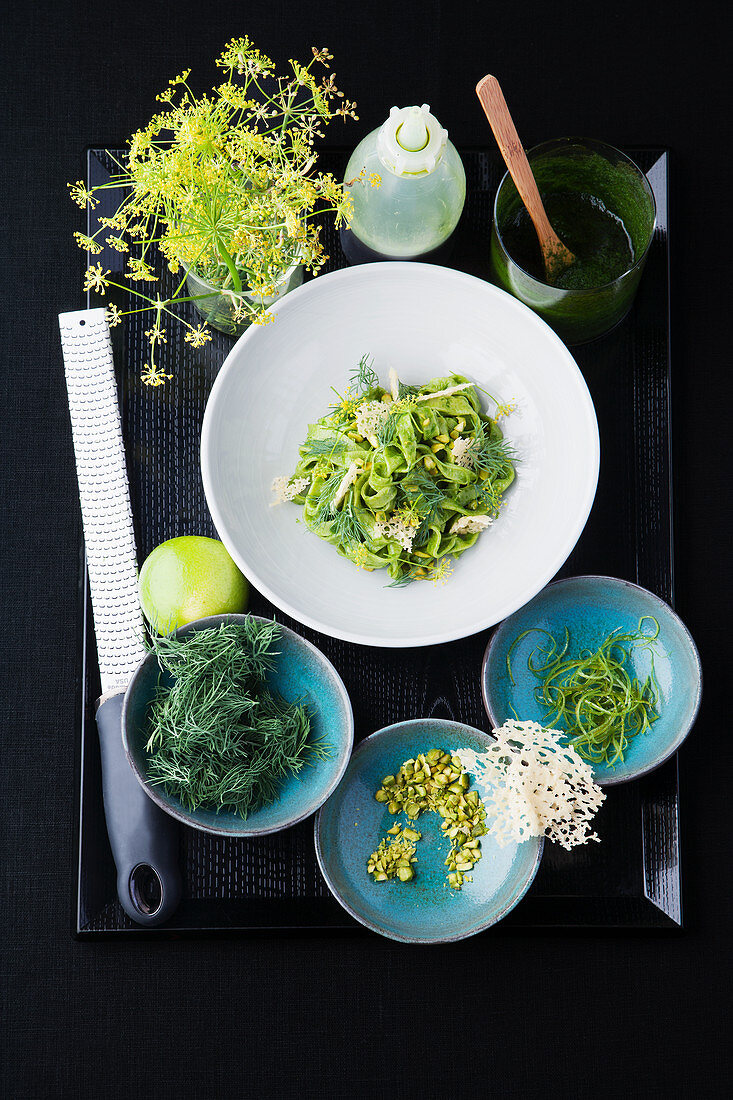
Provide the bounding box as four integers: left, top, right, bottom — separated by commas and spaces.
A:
201, 263, 599, 647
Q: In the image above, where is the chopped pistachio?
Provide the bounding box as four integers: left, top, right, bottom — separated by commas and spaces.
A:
369, 746, 487, 891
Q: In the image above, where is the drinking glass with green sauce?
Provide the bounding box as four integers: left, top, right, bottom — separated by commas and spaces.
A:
490, 138, 656, 344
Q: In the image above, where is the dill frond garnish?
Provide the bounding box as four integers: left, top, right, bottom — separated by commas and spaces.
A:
386, 568, 420, 588
299, 434, 347, 460
376, 393, 418, 448
376, 409, 400, 447
397, 380, 420, 399
349, 353, 380, 396
397, 464, 445, 509
330, 499, 368, 546
312, 469, 345, 524
145, 620, 330, 817
397, 465, 446, 546
470, 421, 516, 479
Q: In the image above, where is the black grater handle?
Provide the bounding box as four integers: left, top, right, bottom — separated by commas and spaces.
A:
95, 692, 181, 925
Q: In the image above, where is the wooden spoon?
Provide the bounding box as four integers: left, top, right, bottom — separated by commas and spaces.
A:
476, 74, 575, 283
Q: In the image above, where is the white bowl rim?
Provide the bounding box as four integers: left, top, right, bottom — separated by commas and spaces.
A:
201, 262, 600, 648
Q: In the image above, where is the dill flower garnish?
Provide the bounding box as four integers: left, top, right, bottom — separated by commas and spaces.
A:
82, 263, 110, 295
145, 325, 167, 346
105, 235, 129, 253
126, 258, 156, 282
493, 400, 517, 419
70, 39, 357, 385
68, 181, 98, 209
351, 543, 372, 569
184, 324, 212, 348
73, 232, 102, 255
328, 386, 360, 425
430, 557, 454, 585
141, 362, 173, 387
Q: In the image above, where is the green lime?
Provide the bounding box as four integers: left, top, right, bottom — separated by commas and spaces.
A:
139, 536, 249, 633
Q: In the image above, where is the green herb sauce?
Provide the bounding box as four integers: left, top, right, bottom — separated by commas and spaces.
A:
501, 191, 635, 290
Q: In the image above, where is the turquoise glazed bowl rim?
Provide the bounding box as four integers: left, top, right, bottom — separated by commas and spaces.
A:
481, 575, 702, 785
314, 718, 544, 943
121, 613, 354, 837
492, 136, 658, 293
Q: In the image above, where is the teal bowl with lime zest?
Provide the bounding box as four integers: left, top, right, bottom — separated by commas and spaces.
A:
481, 576, 702, 785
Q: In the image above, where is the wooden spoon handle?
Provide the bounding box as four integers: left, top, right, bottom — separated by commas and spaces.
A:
476, 74, 569, 261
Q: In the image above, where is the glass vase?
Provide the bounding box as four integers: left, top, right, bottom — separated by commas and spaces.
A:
185, 259, 304, 337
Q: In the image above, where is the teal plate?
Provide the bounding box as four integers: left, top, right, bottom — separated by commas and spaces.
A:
314, 719, 543, 943
123, 614, 354, 836
482, 575, 702, 785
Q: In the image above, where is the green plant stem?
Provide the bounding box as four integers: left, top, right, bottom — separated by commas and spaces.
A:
215, 240, 242, 292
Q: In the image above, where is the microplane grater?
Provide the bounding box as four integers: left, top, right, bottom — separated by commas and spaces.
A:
59, 308, 146, 694
59, 307, 180, 927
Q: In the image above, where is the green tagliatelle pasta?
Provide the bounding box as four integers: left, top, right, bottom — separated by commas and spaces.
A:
274, 358, 516, 586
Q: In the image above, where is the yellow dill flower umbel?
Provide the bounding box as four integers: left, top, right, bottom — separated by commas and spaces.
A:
141, 362, 173, 387
145, 325, 167, 346
126, 258, 157, 282
184, 324, 212, 348
69, 38, 356, 384
68, 181, 98, 209
83, 263, 110, 295
430, 558, 455, 586
73, 232, 102, 255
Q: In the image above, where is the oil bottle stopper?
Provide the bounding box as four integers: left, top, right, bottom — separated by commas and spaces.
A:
375, 104, 448, 176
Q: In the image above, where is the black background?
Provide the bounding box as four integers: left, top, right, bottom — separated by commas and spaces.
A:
1, 2, 731, 1097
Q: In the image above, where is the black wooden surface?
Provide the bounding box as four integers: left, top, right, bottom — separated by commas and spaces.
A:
2, 3, 731, 1097
77, 148, 680, 935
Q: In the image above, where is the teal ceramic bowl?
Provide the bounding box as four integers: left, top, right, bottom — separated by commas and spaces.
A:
314, 719, 543, 943
122, 614, 353, 836
482, 576, 702, 785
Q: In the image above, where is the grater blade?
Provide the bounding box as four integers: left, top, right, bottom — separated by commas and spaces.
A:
59, 308, 147, 695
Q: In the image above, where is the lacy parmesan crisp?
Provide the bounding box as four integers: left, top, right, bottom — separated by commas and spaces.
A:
271, 475, 309, 504
355, 400, 390, 441
454, 721, 605, 851
374, 513, 418, 552
451, 436, 475, 468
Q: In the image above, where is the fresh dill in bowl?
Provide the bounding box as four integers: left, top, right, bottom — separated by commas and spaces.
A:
144, 618, 330, 817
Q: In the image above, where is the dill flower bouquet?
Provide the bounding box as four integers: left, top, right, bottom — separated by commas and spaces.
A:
70, 38, 358, 385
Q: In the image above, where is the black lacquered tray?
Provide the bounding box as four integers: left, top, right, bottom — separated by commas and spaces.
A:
75, 147, 679, 936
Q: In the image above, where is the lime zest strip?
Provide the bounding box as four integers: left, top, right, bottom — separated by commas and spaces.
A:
506, 616, 661, 766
